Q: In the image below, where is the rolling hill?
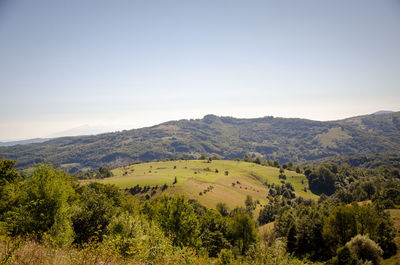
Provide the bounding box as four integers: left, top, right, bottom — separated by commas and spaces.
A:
90, 159, 313, 210
1, 111, 400, 172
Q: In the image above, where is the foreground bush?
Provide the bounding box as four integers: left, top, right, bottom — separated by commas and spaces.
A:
0, 236, 120, 265
3, 163, 76, 246
0, 235, 213, 265
346, 234, 383, 265
245, 239, 307, 265
103, 212, 173, 262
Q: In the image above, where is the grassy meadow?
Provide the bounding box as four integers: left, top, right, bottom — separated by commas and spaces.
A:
91, 160, 316, 209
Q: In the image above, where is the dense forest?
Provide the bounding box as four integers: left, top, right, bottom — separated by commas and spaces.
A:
1, 112, 400, 172
1, 155, 399, 264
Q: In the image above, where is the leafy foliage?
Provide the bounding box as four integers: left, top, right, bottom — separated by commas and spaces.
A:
154, 196, 201, 248
72, 182, 123, 244
245, 239, 306, 265
345, 234, 383, 265
103, 212, 172, 262
0, 156, 399, 264
228, 210, 257, 255
3, 162, 76, 246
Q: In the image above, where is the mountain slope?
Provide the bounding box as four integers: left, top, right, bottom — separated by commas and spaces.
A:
1, 112, 400, 172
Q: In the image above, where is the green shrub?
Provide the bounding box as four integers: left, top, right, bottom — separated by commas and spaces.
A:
332, 245, 359, 265
4, 163, 76, 246
217, 249, 233, 264
104, 212, 173, 262
246, 239, 305, 265
156, 196, 201, 248
346, 234, 383, 265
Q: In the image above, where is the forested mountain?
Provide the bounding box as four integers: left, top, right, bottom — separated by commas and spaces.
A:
317, 154, 400, 170
1, 112, 400, 172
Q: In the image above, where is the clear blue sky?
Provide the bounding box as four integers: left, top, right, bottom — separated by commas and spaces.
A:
0, 0, 399, 141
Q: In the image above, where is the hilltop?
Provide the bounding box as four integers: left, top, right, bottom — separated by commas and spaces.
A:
1, 111, 400, 172
90, 159, 313, 210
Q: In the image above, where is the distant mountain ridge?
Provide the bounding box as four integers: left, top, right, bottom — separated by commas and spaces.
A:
372, 110, 394, 115
1, 112, 400, 172
47, 124, 114, 138
0, 138, 50, 147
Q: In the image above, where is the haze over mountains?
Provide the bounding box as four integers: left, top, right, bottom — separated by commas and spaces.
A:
1, 111, 399, 172
0, 125, 115, 146
0, 138, 50, 147
0, 110, 395, 145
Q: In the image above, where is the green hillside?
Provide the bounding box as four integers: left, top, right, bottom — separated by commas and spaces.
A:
1, 112, 400, 172
90, 160, 315, 209
316, 154, 400, 169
